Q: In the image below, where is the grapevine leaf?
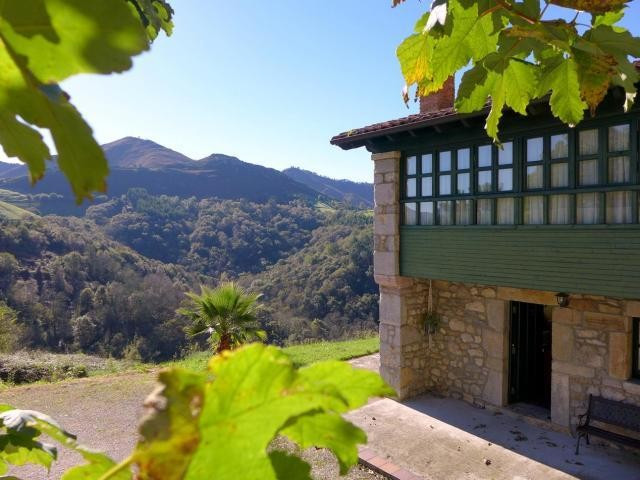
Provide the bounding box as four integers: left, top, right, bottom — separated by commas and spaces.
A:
181, 344, 392, 480
455, 64, 495, 113
134, 368, 205, 480
397, 33, 435, 90
128, 0, 174, 40
268, 451, 312, 480
281, 412, 366, 475
537, 56, 587, 126
0, 0, 149, 84
61, 449, 129, 480
592, 10, 625, 27
549, 0, 629, 14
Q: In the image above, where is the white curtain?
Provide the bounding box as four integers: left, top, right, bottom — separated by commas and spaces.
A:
609, 124, 630, 152
579, 159, 598, 186
438, 201, 454, 225
527, 165, 543, 189
577, 193, 600, 224
404, 203, 417, 225
420, 202, 434, 225
456, 200, 472, 225
609, 156, 630, 183
549, 195, 571, 224
524, 196, 544, 224
477, 199, 492, 224
606, 191, 633, 224
579, 129, 599, 155
497, 198, 514, 224
551, 163, 569, 188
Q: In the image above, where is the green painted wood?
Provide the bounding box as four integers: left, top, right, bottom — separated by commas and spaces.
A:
400, 226, 640, 298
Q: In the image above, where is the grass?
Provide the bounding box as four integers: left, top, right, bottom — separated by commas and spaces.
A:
0, 200, 35, 220
167, 336, 380, 371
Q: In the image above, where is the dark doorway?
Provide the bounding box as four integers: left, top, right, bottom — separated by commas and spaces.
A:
508, 302, 552, 409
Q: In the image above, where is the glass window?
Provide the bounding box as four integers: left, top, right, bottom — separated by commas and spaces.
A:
404, 203, 417, 225
439, 175, 451, 195
498, 142, 513, 165
457, 148, 470, 170
606, 191, 633, 224
406, 178, 417, 197
422, 154, 433, 174
549, 195, 571, 224
551, 134, 569, 159
457, 173, 470, 194
422, 177, 433, 197
438, 201, 454, 225
439, 151, 452, 171
524, 196, 544, 224
551, 163, 569, 188
478, 170, 492, 192
609, 124, 630, 152
579, 129, 599, 155
527, 137, 544, 162
456, 200, 473, 225
577, 193, 600, 224
407, 156, 417, 175
608, 156, 631, 184
477, 199, 492, 225
478, 145, 492, 167
496, 198, 515, 225
498, 168, 513, 191
420, 202, 434, 225
579, 159, 598, 186
527, 165, 544, 189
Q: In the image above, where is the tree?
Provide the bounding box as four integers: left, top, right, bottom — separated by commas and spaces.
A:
395, 0, 640, 141
179, 283, 267, 353
0, 1, 173, 203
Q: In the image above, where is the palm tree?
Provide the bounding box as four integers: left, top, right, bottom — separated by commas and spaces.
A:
178, 282, 266, 353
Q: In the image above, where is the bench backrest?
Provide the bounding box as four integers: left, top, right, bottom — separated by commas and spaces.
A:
588, 395, 640, 432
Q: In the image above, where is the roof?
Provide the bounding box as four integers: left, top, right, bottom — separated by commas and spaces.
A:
331, 59, 640, 151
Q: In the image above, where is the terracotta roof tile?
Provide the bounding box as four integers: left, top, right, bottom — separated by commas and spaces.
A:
331, 60, 640, 149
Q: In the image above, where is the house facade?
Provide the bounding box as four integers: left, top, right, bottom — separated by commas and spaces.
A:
331, 73, 640, 430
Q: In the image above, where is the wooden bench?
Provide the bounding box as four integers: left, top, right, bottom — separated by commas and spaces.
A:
575, 394, 640, 454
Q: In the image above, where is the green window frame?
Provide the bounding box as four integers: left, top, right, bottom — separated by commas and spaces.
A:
400, 118, 639, 227
634, 318, 640, 380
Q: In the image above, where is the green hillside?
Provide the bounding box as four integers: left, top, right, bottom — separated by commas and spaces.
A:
0, 200, 36, 220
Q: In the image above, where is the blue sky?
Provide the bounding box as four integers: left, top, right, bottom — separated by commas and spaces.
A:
5, 1, 640, 182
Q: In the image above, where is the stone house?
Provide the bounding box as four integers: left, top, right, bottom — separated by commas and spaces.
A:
331, 66, 640, 431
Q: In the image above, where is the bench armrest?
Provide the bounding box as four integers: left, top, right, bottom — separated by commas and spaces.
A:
577, 413, 589, 427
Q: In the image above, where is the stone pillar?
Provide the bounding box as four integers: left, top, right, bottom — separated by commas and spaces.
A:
373, 151, 425, 399
482, 299, 509, 406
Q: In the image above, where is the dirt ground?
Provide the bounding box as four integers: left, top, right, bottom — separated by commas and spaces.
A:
0, 367, 383, 480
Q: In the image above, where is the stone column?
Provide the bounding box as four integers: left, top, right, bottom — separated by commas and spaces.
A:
373, 151, 426, 399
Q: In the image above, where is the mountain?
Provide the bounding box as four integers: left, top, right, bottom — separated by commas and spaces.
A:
0, 162, 27, 179
283, 167, 373, 208
0, 137, 316, 206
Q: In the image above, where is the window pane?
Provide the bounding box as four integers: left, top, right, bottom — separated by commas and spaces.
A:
496, 198, 515, 225
478, 170, 492, 192
498, 142, 513, 165
527, 137, 544, 162
524, 196, 544, 224
439, 151, 452, 171
457, 173, 470, 194
498, 168, 513, 191
438, 201, 454, 225
456, 200, 473, 225
406, 178, 417, 197
439, 174, 451, 195
422, 154, 433, 174
551, 163, 569, 188
551, 134, 569, 159
608, 156, 631, 184
457, 148, 470, 170
420, 202, 434, 225
609, 124, 630, 152
527, 165, 544, 189
422, 177, 433, 197
477, 199, 492, 225
549, 195, 571, 224
404, 203, 417, 225
579, 129, 599, 155
407, 156, 417, 175
606, 191, 633, 224
579, 159, 598, 186
478, 145, 492, 167
577, 193, 600, 224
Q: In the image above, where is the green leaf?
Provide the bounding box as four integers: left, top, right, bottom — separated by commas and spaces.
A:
549, 0, 629, 14
281, 412, 366, 475
592, 10, 625, 27
537, 56, 587, 126
455, 64, 494, 113
129, 0, 175, 40
397, 33, 435, 91
134, 368, 205, 480
268, 451, 312, 480
61, 449, 129, 480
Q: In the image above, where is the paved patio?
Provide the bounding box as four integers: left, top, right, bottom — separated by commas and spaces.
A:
347, 394, 640, 480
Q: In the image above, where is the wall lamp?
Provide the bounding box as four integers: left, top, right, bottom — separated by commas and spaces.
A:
555, 292, 570, 308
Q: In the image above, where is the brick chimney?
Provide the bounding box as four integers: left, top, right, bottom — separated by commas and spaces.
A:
419, 76, 455, 114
